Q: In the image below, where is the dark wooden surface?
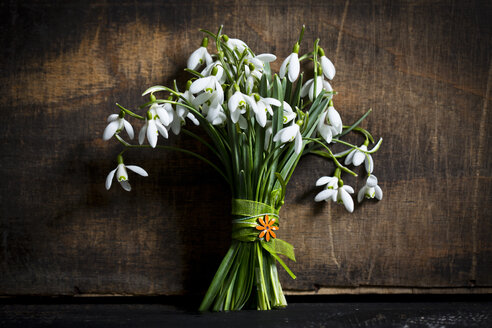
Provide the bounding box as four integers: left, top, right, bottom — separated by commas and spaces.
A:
1, 297, 491, 328
0, 0, 491, 296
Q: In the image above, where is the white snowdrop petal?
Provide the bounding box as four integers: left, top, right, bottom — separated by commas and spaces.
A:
255, 108, 267, 127
190, 76, 213, 94
116, 164, 128, 181
318, 125, 333, 143
358, 187, 366, 203
279, 53, 291, 79
156, 107, 170, 126
187, 47, 203, 70
192, 92, 214, 107
375, 185, 383, 200
123, 120, 134, 140
300, 79, 313, 98
187, 113, 200, 126
340, 188, 354, 213
315, 189, 336, 202
204, 51, 213, 66
102, 120, 120, 141
288, 53, 300, 82
156, 121, 169, 139
126, 165, 148, 177
256, 53, 276, 62
262, 98, 281, 107
147, 120, 158, 148
321, 56, 336, 80
344, 149, 355, 165
120, 180, 131, 192
138, 124, 147, 145
171, 119, 181, 135
316, 176, 331, 186
343, 185, 354, 194
366, 174, 378, 187
323, 80, 333, 92
105, 168, 117, 190
295, 131, 302, 154
327, 107, 342, 130
352, 150, 365, 166
228, 92, 242, 113
107, 114, 119, 122
283, 101, 292, 113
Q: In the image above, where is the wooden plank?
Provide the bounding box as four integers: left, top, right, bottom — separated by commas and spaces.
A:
0, 0, 490, 296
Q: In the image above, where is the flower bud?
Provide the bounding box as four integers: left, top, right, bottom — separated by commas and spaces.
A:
211, 66, 219, 76
186, 80, 193, 90
292, 43, 300, 54
221, 35, 229, 42
318, 47, 325, 57
201, 37, 209, 47
146, 110, 153, 120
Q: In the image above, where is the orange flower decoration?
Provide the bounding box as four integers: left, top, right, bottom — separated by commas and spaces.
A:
255, 215, 278, 242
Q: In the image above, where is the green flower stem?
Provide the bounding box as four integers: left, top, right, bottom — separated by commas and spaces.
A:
181, 128, 221, 160
331, 137, 383, 154
115, 103, 145, 120
303, 137, 358, 176
184, 68, 204, 78
312, 39, 320, 102
114, 135, 230, 184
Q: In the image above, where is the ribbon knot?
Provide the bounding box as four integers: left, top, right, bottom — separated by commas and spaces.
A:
231, 199, 297, 279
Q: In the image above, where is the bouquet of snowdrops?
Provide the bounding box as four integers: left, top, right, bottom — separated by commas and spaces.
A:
102, 26, 383, 311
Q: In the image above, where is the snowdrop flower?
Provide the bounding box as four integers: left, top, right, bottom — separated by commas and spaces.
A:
190, 71, 226, 126
319, 47, 336, 80
105, 162, 148, 192
247, 53, 277, 79
190, 72, 223, 107
358, 174, 383, 203
317, 103, 342, 143
187, 37, 213, 70
301, 76, 333, 101
201, 61, 226, 84
170, 90, 200, 135
228, 89, 255, 123
224, 36, 248, 54
345, 144, 374, 173
314, 176, 355, 213
151, 103, 172, 126
314, 176, 339, 202
103, 112, 134, 141
273, 121, 303, 154
139, 107, 168, 148
279, 43, 300, 82
282, 101, 296, 124
251, 95, 281, 127
202, 102, 227, 125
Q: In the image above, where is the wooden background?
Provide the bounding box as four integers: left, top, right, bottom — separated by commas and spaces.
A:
0, 0, 491, 297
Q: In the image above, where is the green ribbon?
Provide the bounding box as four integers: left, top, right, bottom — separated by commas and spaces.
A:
231, 199, 297, 279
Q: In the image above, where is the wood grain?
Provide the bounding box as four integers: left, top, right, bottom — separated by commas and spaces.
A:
0, 0, 490, 296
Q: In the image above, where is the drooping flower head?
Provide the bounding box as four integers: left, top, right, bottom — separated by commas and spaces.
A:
279, 43, 300, 82
103, 111, 134, 141
105, 156, 148, 192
